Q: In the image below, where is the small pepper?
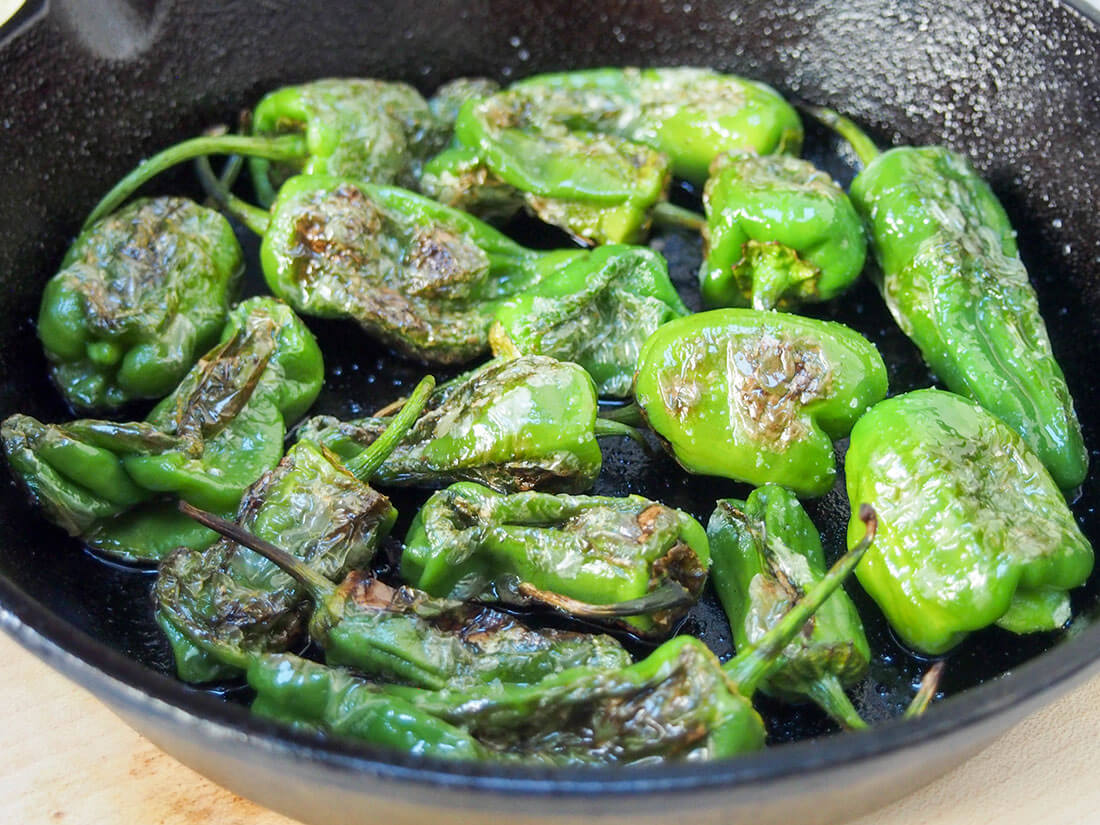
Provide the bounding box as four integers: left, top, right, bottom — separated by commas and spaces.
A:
811, 106, 1087, 490
633, 308, 888, 496
698, 152, 866, 311
510, 67, 804, 185
708, 485, 870, 730
155, 376, 434, 682
2, 297, 324, 562
488, 245, 689, 397
417, 144, 526, 224
38, 197, 243, 412
427, 77, 502, 135
298, 354, 638, 494
845, 389, 1093, 655
401, 481, 710, 636
180, 504, 631, 688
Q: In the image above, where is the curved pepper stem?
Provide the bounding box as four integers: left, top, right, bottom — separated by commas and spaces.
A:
194, 153, 273, 236
725, 504, 877, 698
801, 105, 882, 168
904, 660, 946, 718
84, 131, 308, 230
592, 417, 647, 448
514, 579, 695, 621
651, 202, 706, 233
804, 672, 869, 731
344, 375, 435, 480
598, 402, 646, 427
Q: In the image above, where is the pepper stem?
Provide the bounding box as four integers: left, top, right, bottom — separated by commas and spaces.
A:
598, 402, 645, 426
801, 105, 882, 167
178, 500, 336, 602
195, 152, 273, 236
83, 132, 308, 230
904, 660, 946, 718
651, 202, 706, 233
805, 673, 869, 731
736, 240, 820, 311
724, 504, 877, 698
593, 417, 647, 448
515, 579, 694, 620
344, 375, 435, 481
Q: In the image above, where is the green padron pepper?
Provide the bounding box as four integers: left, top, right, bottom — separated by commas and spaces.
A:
488, 245, 689, 397
402, 481, 710, 636
2, 297, 323, 562
708, 485, 870, 730
155, 377, 434, 682
634, 309, 888, 496
299, 354, 638, 494
846, 389, 1093, 655
180, 506, 630, 688
699, 153, 866, 311
813, 107, 1087, 490
38, 197, 243, 412
427, 77, 501, 136
510, 67, 804, 185
251, 511, 876, 764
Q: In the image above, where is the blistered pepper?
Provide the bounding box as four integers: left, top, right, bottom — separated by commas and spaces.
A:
154, 377, 433, 682
708, 485, 870, 730
812, 106, 1087, 490
260, 512, 875, 764
699, 153, 866, 311
633, 309, 888, 496
2, 297, 323, 562
846, 389, 1093, 655
488, 245, 689, 397
401, 481, 710, 636
38, 197, 243, 412
298, 354, 638, 494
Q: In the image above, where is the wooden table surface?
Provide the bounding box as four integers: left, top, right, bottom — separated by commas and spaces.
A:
2, 632, 1098, 825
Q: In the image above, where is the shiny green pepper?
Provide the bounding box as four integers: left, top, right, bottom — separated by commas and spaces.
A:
510, 67, 804, 184
38, 197, 243, 412
489, 245, 689, 397
402, 481, 711, 636
2, 297, 323, 562
298, 354, 638, 494
846, 389, 1093, 655
699, 153, 866, 310
634, 309, 888, 496
814, 107, 1087, 490
708, 485, 870, 730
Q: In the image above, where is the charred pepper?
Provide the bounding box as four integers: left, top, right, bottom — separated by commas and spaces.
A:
699, 152, 866, 311
846, 389, 1093, 655
298, 354, 638, 494
812, 106, 1087, 490
633, 309, 888, 496
708, 485, 870, 730
3, 297, 323, 562
488, 245, 689, 397
38, 197, 243, 412
401, 481, 710, 636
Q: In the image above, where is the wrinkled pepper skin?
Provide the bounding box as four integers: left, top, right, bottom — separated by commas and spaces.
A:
298, 355, 606, 494
418, 144, 525, 224
510, 67, 803, 184
38, 197, 243, 412
489, 245, 689, 397
249, 78, 447, 204
451, 91, 671, 244
846, 389, 1093, 655
3, 297, 323, 562
634, 309, 888, 496
848, 144, 1086, 490
402, 481, 710, 636
708, 486, 870, 729
699, 153, 866, 311
427, 77, 501, 135
260, 174, 586, 364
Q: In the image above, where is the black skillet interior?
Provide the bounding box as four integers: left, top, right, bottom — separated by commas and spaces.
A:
0, 0, 1098, 762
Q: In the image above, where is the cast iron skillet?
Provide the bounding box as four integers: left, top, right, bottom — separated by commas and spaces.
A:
1, 1, 1098, 822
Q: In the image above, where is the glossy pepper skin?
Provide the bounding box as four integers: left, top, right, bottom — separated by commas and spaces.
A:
814, 108, 1087, 490
249, 78, 447, 205
699, 153, 866, 311
634, 309, 888, 496
298, 355, 618, 494
489, 245, 689, 397
510, 67, 803, 185
3, 297, 323, 562
846, 389, 1093, 655
38, 197, 243, 412
402, 481, 710, 636
257, 174, 587, 364
708, 485, 870, 730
